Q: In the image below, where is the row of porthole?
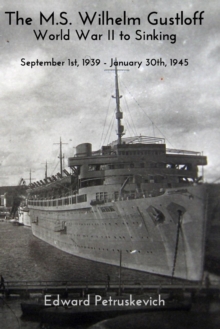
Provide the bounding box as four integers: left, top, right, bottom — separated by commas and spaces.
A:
73, 234, 149, 240
45, 210, 93, 216
36, 213, 141, 226
74, 223, 100, 226
60, 213, 85, 216
43, 212, 142, 223
73, 244, 142, 253
73, 221, 141, 226
73, 234, 126, 239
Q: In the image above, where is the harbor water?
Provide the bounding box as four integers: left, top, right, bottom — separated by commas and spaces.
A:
0, 221, 220, 328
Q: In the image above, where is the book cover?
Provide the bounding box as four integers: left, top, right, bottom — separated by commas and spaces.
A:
0, 0, 219, 328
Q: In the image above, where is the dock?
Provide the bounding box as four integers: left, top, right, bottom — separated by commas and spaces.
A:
1, 279, 220, 299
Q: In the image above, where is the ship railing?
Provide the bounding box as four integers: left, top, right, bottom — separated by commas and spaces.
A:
166, 148, 201, 155
3, 279, 220, 291
28, 193, 87, 207
118, 189, 166, 201
108, 136, 165, 146
94, 189, 166, 204
0, 279, 208, 286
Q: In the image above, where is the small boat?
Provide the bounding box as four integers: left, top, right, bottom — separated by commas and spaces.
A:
8, 218, 24, 226
18, 205, 31, 227
21, 301, 50, 316
40, 299, 191, 324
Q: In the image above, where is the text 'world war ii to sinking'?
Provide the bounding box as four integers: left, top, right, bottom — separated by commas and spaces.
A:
4, 10, 205, 44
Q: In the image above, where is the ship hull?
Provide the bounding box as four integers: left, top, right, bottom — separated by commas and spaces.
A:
204, 184, 220, 274
29, 185, 207, 281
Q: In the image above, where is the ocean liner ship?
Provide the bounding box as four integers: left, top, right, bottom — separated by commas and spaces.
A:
27, 66, 207, 281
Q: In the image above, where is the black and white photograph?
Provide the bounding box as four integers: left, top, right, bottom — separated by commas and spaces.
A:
0, 0, 220, 328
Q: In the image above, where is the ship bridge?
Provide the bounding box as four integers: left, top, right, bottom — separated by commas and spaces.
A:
68, 136, 207, 191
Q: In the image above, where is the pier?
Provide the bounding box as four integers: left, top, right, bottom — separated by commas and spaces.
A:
1, 279, 220, 299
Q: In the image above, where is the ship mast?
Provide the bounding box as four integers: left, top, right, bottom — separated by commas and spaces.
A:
45, 161, 48, 179
29, 169, 32, 184
114, 62, 124, 145
58, 137, 63, 177
54, 137, 68, 178
23, 169, 35, 185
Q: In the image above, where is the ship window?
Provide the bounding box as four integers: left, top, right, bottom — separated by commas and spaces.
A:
58, 199, 62, 206
81, 178, 103, 188
88, 164, 101, 171
78, 194, 87, 203
140, 163, 145, 168
72, 196, 76, 204
96, 192, 108, 202
179, 164, 189, 170
166, 164, 175, 169
100, 192, 104, 200
100, 206, 115, 212
130, 163, 134, 168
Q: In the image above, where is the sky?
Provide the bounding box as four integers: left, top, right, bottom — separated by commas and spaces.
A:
0, 0, 219, 185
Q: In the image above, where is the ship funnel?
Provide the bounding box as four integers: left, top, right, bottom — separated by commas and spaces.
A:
76, 143, 92, 157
